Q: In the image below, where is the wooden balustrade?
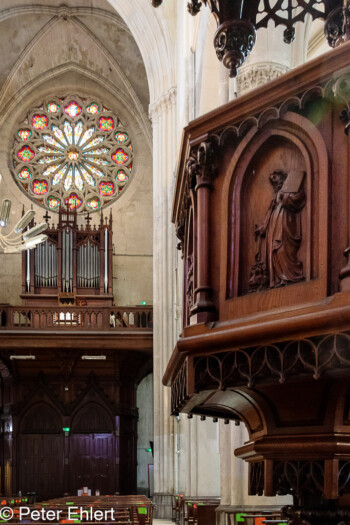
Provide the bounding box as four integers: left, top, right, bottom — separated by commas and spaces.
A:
0, 305, 153, 331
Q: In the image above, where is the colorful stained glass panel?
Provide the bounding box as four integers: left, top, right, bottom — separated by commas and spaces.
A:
112, 149, 128, 164
13, 96, 132, 213
32, 115, 48, 129
43, 163, 61, 177
82, 137, 105, 150
68, 150, 79, 161
53, 164, 68, 185
116, 170, 128, 182
65, 192, 82, 210
99, 181, 114, 196
79, 166, 95, 187
86, 103, 99, 115
115, 132, 128, 144
38, 146, 63, 154
48, 196, 61, 209
64, 166, 73, 191
99, 117, 114, 132
38, 156, 61, 164
18, 146, 35, 162
64, 101, 82, 118
48, 102, 60, 114
85, 157, 109, 166
52, 126, 68, 146
42, 134, 65, 150
75, 169, 84, 191
85, 164, 103, 178
74, 121, 83, 145
63, 121, 73, 145
79, 127, 95, 147
87, 197, 100, 210
33, 180, 48, 195
18, 129, 31, 141
18, 167, 31, 180
85, 147, 109, 155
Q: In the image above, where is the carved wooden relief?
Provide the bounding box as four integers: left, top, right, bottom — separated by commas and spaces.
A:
223, 112, 329, 317
239, 136, 308, 296
249, 168, 306, 292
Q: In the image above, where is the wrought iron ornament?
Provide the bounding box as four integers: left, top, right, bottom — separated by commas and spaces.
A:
152, 1, 347, 77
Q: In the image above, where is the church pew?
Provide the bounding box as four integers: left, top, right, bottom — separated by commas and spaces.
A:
181, 497, 220, 525
4, 495, 153, 525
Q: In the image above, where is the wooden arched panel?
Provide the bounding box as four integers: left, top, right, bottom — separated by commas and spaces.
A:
71, 402, 113, 433
222, 112, 328, 319
21, 403, 61, 434
69, 402, 117, 495
18, 403, 63, 499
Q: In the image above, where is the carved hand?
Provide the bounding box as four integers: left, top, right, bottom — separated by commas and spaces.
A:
255, 224, 266, 236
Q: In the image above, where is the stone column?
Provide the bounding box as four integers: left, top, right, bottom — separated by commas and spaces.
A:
149, 87, 178, 518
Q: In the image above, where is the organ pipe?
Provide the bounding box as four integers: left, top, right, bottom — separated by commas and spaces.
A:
26, 249, 30, 292
104, 229, 108, 293
76, 241, 102, 288
26, 209, 112, 297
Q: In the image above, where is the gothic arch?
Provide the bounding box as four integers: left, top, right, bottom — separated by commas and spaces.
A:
20, 402, 61, 434
107, 0, 175, 103
71, 402, 114, 433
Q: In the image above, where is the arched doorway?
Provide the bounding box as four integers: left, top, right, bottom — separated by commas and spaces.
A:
18, 403, 63, 500
69, 403, 117, 495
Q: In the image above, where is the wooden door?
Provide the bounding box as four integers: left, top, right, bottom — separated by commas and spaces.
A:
18, 434, 64, 500
69, 433, 115, 495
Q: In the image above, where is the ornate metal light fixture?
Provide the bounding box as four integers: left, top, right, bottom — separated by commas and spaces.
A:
0, 200, 48, 253
0, 174, 48, 253
152, 0, 349, 77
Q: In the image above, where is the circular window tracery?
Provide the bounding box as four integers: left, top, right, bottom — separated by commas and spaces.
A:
11, 95, 133, 213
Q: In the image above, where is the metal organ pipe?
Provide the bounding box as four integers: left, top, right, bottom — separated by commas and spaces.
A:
53, 245, 57, 286
69, 230, 73, 292
26, 249, 30, 292
44, 240, 48, 286
30, 216, 108, 293
88, 242, 91, 287
104, 229, 108, 293
62, 231, 65, 291
83, 244, 85, 287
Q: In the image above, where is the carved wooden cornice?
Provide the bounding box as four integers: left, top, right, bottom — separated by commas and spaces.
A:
170, 329, 350, 416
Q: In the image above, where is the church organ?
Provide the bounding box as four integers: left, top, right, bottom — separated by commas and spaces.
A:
0, 205, 152, 498
22, 208, 113, 306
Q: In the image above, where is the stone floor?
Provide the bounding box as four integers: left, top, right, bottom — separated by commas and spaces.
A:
154, 520, 174, 524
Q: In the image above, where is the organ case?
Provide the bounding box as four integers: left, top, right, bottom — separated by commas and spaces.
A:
21, 208, 113, 306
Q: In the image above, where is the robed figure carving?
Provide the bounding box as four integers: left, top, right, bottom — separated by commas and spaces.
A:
249, 169, 306, 292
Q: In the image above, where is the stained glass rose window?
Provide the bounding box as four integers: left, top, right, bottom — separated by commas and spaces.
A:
12, 96, 133, 213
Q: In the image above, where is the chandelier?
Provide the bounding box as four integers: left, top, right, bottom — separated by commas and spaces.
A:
0, 198, 48, 253
152, 0, 347, 77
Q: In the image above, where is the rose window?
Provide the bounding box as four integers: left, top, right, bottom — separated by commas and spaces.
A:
12, 96, 133, 213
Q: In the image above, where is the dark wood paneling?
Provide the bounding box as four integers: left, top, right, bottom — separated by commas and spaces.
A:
18, 435, 63, 500
69, 433, 116, 495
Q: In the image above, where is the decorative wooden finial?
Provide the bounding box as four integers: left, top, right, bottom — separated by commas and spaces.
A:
43, 211, 51, 224
85, 213, 92, 229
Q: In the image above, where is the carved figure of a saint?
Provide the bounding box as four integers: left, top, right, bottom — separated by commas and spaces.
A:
249, 169, 306, 291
